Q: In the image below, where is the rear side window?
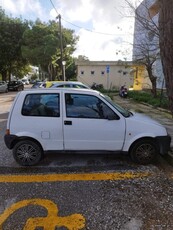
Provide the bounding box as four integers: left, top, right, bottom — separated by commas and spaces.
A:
22, 93, 60, 117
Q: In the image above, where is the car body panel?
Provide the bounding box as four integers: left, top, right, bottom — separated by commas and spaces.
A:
31, 82, 46, 88
49, 81, 90, 89
7, 91, 63, 150
0, 81, 8, 93
4, 88, 171, 156
123, 112, 167, 151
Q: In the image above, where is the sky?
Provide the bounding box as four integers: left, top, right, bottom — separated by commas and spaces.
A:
0, 0, 142, 61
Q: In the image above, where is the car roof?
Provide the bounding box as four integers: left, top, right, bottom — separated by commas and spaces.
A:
51, 81, 89, 86
22, 87, 98, 95
52, 81, 84, 84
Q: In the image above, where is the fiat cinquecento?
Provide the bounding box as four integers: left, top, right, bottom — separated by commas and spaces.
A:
4, 88, 171, 166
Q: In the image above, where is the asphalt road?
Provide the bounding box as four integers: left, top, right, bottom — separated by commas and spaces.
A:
1, 88, 173, 229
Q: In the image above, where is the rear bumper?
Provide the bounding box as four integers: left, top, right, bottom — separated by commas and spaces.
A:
155, 135, 171, 155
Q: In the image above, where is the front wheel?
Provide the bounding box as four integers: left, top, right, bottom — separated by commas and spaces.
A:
130, 139, 158, 164
13, 140, 43, 166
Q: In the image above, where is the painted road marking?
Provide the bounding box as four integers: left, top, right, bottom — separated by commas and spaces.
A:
0, 199, 85, 230
0, 172, 150, 183
0, 173, 151, 229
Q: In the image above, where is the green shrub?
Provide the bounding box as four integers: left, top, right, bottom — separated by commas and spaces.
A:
128, 91, 169, 109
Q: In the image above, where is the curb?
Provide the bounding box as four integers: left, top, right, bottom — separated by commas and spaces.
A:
139, 102, 172, 116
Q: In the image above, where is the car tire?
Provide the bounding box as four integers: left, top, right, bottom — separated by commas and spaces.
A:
13, 140, 43, 166
130, 139, 158, 164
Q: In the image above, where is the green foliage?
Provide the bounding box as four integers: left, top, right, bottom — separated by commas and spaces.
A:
128, 90, 169, 109
22, 20, 79, 80
13, 65, 31, 79
22, 22, 58, 67
65, 57, 77, 80
0, 8, 79, 81
0, 8, 29, 80
30, 74, 38, 81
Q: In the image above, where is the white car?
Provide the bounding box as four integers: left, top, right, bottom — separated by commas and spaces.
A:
4, 88, 171, 166
21, 79, 29, 85
50, 81, 90, 89
0, 81, 8, 93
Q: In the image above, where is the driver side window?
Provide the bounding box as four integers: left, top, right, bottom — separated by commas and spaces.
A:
65, 93, 118, 119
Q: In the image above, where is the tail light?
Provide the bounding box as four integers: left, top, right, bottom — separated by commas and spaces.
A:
6, 129, 10, 135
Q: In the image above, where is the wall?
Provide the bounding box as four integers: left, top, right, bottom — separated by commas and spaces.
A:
76, 59, 134, 90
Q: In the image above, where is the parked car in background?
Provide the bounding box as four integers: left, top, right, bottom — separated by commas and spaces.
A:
8, 80, 24, 91
30, 79, 37, 84
0, 81, 8, 93
21, 79, 29, 85
31, 81, 46, 89
49, 81, 90, 89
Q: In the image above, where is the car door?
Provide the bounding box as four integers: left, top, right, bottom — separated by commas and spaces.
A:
63, 92, 126, 151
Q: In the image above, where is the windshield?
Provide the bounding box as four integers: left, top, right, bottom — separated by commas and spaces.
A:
100, 93, 131, 118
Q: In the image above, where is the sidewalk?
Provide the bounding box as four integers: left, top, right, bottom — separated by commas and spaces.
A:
113, 95, 173, 149
0, 93, 16, 114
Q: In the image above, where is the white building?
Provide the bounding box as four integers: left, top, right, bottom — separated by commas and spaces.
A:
133, 0, 164, 89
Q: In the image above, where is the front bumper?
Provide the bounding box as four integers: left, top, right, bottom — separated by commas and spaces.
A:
155, 135, 171, 155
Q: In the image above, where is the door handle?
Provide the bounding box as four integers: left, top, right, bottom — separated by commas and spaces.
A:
64, 120, 72, 125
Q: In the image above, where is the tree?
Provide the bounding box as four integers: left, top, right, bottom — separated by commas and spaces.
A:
22, 19, 78, 81
159, 0, 173, 114
0, 9, 78, 82
125, 0, 160, 96
0, 8, 29, 81
133, 39, 159, 97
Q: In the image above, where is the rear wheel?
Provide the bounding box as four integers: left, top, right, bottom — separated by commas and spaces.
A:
13, 140, 43, 166
130, 139, 158, 164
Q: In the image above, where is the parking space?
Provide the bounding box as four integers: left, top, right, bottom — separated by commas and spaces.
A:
0, 166, 173, 229
1, 90, 173, 229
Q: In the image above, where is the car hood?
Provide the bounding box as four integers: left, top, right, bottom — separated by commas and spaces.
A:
129, 111, 163, 126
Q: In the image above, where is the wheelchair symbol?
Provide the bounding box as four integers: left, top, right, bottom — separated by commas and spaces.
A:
0, 198, 86, 230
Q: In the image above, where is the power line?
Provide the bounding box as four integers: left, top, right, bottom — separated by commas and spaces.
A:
61, 18, 120, 36
49, 0, 128, 36
49, 0, 59, 16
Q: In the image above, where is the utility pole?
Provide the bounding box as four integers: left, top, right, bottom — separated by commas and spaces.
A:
57, 14, 64, 80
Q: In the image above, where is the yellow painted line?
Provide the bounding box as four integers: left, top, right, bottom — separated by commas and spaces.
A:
0, 172, 150, 183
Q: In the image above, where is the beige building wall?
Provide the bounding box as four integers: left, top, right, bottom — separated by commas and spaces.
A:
76, 58, 134, 90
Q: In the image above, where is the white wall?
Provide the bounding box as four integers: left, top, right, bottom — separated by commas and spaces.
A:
133, 0, 165, 89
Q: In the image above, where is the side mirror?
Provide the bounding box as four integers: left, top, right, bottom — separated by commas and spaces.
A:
107, 113, 120, 120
